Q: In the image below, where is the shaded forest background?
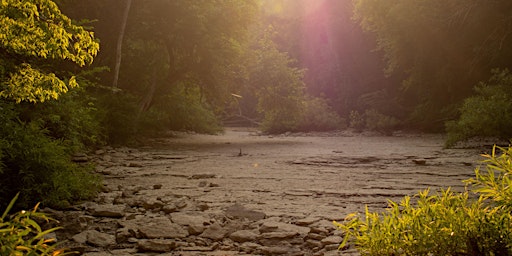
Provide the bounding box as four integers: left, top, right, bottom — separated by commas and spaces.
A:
2, 0, 512, 208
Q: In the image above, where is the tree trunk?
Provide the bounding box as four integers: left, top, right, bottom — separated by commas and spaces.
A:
112, 0, 132, 89
138, 69, 158, 115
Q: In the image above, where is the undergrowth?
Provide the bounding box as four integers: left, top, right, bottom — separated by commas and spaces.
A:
335, 145, 512, 255
0, 193, 71, 255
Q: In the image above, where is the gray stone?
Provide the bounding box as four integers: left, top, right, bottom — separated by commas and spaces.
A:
259, 221, 310, 238
170, 212, 210, 226
72, 153, 89, 162
174, 199, 188, 209
86, 230, 116, 247
170, 212, 210, 235
116, 227, 136, 243
138, 217, 188, 239
240, 242, 262, 253
307, 232, 326, 241
88, 204, 125, 218
321, 235, 343, 245
260, 231, 298, 240
73, 230, 116, 247
72, 231, 88, 244
200, 222, 228, 241
295, 217, 321, 226
261, 246, 289, 255
229, 230, 259, 243
324, 243, 341, 251
225, 204, 266, 221
159, 204, 175, 214
310, 226, 329, 235
306, 239, 323, 248
137, 239, 176, 252
142, 198, 164, 210
311, 219, 337, 232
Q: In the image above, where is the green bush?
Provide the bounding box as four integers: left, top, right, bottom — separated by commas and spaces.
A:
18, 86, 105, 150
335, 145, 512, 255
349, 110, 365, 132
257, 82, 305, 134
0, 104, 101, 209
161, 85, 223, 134
365, 109, 400, 135
0, 193, 69, 256
98, 92, 140, 145
446, 69, 512, 147
299, 97, 346, 131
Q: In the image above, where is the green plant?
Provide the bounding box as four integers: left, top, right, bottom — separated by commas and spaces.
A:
445, 69, 512, 147
467, 145, 512, 210
0, 193, 70, 255
0, 104, 101, 209
161, 85, 223, 135
18, 85, 106, 151
299, 97, 345, 132
335, 145, 512, 255
349, 110, 365, 132
364, 109, 399, 135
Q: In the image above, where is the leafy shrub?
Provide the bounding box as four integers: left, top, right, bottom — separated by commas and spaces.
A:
0, 103, 101, 209
0, 193, 69, 255
335, 145, 512, 255
18, 85, 105, 151
349, 110, 365, 132
364, 109, 400, 135
299, 97, 346, 131
467, 145, 512, 210
446, 69, 512, 147
98, 92, 140, 145
100, 91, 175, 144
256, 78, 305, 134
160, 85, 223, 134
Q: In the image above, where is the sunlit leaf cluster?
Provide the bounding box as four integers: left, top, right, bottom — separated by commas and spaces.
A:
0, 0, 98, 103
0, 0, 98, 65
0, 64, 77, 103
0, 193, 68, 256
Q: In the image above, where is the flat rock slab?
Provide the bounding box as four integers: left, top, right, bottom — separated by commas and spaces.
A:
225, 203, 266, 221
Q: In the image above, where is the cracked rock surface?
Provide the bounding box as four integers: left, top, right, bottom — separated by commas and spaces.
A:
47, 128, 481, 255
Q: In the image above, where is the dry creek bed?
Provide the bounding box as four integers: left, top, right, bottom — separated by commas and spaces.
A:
47, 127, 485, 256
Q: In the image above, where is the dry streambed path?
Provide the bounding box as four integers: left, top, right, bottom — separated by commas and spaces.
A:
55, 128, 482, 255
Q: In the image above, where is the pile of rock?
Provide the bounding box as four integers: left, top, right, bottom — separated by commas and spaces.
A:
45, 187, 356, 256
52, 147, 359, 255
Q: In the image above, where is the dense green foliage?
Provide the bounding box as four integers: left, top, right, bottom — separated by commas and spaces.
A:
0, 0, 101, 209
163, 85, 223, 134
0, 0, 98, 103
348, 109, 399, 134
0, 193, 67, 255
0, 101, 101, 209
335, 146, 512, 255
446, 69, 512, 147
299, 97, 346, 132
354, 0, 512, 132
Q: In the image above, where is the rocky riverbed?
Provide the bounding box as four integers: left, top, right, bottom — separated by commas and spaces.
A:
46, 128, 483, 255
